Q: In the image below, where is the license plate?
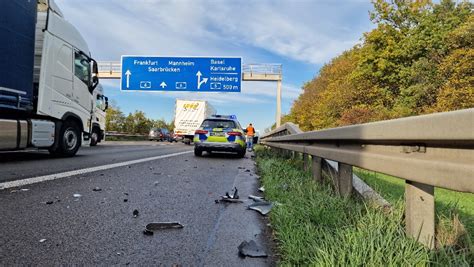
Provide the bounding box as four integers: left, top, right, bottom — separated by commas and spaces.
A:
211, 132, 224, 136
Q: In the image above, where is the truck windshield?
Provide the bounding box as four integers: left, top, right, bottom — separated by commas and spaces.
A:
201, 119, 236, 129
74, 51, 91, 86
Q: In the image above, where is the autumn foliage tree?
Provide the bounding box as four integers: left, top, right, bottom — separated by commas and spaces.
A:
287, 0, 473, 131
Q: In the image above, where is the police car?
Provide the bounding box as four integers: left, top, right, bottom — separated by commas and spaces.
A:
193, 115, 247, 157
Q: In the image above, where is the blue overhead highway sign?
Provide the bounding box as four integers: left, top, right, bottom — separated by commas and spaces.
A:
121, 56, 242, 92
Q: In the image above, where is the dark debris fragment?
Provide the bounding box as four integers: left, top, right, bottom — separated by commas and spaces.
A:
238, 240, 268, 258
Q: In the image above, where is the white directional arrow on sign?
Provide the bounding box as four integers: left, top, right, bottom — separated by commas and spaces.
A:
160, 81, 167, 88
196, 71, 208, 89
125, 70, 131, 88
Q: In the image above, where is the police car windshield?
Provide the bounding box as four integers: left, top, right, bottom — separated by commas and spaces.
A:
201, 119, 236, 129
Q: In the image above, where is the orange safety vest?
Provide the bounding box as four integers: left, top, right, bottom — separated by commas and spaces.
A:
246, 126, 255, 136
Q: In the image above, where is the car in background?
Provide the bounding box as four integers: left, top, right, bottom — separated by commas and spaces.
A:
149, 128, 171, 142
193, 115, 246, 157
168, 131, 179, 142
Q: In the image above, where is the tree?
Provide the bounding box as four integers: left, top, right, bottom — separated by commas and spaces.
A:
287, 0, 472, 131
105, 105, 125, 132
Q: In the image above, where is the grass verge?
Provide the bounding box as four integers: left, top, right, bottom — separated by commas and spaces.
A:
254, 146, 473, 266
354, 168, 474, 244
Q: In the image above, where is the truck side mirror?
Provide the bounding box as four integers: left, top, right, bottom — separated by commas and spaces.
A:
104, 97, 109, 111
89, 59, 99, 92
90, 75, 99, 92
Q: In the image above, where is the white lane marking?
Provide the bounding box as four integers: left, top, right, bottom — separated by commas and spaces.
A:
0, 150, 192, 190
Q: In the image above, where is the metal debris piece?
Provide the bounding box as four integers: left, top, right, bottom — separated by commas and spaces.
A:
39, 239, 47, 243
216, 187, 242, 203
20, 188, 30, 192
133, 209, 139, 218
73, 193, 82, 198
92, 187, 102, 192
238, 240, 267, 258
248, 195, 265, 202
145, 222, 184, 231
248, 201, 273, 215
258, 186, 265, 192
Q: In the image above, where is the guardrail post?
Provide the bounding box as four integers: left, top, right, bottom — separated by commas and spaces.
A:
312, 156, 322, 183
405, 181, 435, 249
337, 163, 353, 197
303, 153, 310, 171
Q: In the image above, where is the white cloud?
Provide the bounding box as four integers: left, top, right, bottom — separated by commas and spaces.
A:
57, 0, 372, 64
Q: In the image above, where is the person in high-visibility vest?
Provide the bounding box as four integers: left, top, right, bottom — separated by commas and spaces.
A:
245, 123, 256, 151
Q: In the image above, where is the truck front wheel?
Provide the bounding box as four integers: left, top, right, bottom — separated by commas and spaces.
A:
90, 128, 99, 146
49, 121, 81, 157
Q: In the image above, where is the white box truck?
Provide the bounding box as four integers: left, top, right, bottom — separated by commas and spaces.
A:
90, 84, 108, 146
0, 0, 99, 156
174, 99, 216, 145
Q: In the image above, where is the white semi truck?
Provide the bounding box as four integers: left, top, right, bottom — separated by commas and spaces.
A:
174, 99, 216, 145
90, 84, 108, 146
0, 0, 99, 156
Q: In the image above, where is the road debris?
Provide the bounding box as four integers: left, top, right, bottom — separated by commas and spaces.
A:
20, 188, 30, 192
245, 169, 251, 172
133, 209, 139, 218
39, 239, 47, 243
73, 193, 82, 198
258, 186, 265, 192
123, 199, 128, 202
215, 187, 243, 203
247, 201, 273, 215
145, 222, 184, 232
238, 240, 267, 258
248, 195, 265, 202
92, 187, 102, 192
45, 200, 54, 205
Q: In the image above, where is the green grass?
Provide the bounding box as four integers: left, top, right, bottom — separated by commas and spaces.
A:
354, 168, 474, 243
254, 146, 473, 266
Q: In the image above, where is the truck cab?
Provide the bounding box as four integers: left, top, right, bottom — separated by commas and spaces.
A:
91, 84, 108, 146
0, 0, 99, 156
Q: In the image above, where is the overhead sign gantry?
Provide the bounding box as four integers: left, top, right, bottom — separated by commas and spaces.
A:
120, 56, 242, 92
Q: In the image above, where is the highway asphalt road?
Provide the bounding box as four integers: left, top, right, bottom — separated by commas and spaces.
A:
0, 142, 275, 266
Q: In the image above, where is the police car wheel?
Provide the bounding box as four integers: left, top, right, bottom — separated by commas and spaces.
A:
194, 148, 203, 156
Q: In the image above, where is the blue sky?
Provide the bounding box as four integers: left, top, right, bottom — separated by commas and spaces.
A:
57, 0, 374, 132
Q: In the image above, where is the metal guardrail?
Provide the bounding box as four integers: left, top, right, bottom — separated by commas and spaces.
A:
260, 108, 474, 248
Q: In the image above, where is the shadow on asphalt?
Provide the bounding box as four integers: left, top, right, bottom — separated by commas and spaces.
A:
199, 151, 251, 160
0, 151, 85, 163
